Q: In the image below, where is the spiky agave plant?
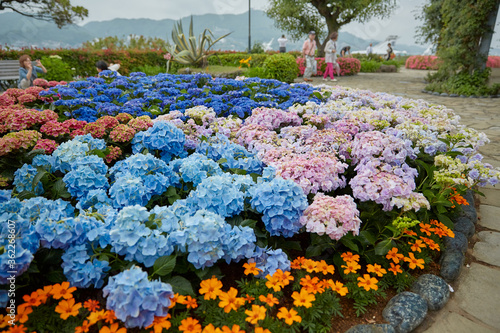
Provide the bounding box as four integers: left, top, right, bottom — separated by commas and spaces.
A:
169, 16, 231, 68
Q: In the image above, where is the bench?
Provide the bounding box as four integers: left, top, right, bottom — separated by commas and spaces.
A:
0, 60, 19, 91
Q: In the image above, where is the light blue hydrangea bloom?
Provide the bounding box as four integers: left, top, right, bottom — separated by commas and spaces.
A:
0, 190, 12, 203
63, 155, 109, 199
61, 244, 110, 288
249, 247, 291, 278
173, 153, 223, 187
131, 121, 186, 162
103, 266, 173, 328
13, 164, 44, 195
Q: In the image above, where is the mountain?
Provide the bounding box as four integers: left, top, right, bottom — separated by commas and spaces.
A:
0, 11, 426, 54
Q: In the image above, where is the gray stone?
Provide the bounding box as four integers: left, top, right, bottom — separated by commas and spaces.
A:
478, 205, 500, 232
449, 93, 459, 97
345, 324, 396, 333
460, 95, 468, 98
432, 92, 441, 96
440, 250, 465, 282
461, 203, 478, 224
455, 263, 500, 329
421, 89, 428, 93
473, 231, 500, 266
444, 231, 468, 253
470, 95, 478, 98
382, 292, 428, 333
380, 65, 397, 73
453, 216, 475, 239
411, 274, 450, 311
440, 93, 449, 97
463, 190, 475, 207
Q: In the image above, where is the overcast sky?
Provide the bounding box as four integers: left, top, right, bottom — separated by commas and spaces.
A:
71, 0, 498, 47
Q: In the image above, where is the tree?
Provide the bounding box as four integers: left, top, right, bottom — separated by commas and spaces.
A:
0, 0, 88, 28
266, 0, 397, 55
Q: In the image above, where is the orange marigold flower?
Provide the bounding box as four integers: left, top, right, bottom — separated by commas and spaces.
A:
5, 324, 28, 333
341, 252, 360, 262
403, 229, 418, 237
291, 289, 315, 308
315, 260, 335, 275
201, 324, 222, 333
245, 304, 267, 324
265, 274, 283, 292
259, 293, 279, 307
409, 239, 426, 253
341, 260, 361, 274
99, 323, 126, 333
388, 263, 403, 275
427, 241, 440, 251
243, 262, 261, 276
254, 328, 272, 333
103, 310, 117, 324
273, 269, 294, 286
16, 304, 32, 324
386, 247, 405, 264
75, 320, 91, 333
366, 263, 387, 277
277, 307, 302, 325
357, 274, 379, 291
291, 256, 306, 269
300, 275, 324, 294
179, 317, 202, 333
419, 223, 435, 236
22, 291, 42, 307
35, 285, 52, 304
218, 287, 243, 313
146, 314, 172, 333
169, 293, 186, 308
404, 252, 425, 269
55, 298, 82, 320
243, 294, 255, 303
50, 281, 77, 300
87, 310, 106, 325
184, 295, 198, 309
433, 227, 448, 238
221, 324, 245, 333
301, 259, 317, 273
199, 277, 223, 300
83, 299, 100, 312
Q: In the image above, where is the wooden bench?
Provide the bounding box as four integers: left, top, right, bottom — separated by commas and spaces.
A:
0, 60, 19, 91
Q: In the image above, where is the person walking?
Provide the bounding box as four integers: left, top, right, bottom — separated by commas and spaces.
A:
18, 55, 47, 89
386, 43, 393, 60
366, 43, 373, 55
302, 31, 317, 82
278, 34, 288, 53
323, 32, 339, 82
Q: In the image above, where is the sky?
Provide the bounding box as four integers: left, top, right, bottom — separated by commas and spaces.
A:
71, 0, 499, 48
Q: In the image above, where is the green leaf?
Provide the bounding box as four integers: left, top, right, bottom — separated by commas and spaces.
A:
152, 255, 177, 277
166, 186, 177, 197
374, 239, 395, 256
359, 230, 376, 246
217, 158, 228, 164
281, 241, 302, 251
436, 213, 454, 228
305, 245, 323, 258
168, 275, 195, 296
241, 219, 257, 228
249, 173, 260, 182
341, 238, 359, 253
16, 190, 36, 200
32, 169, 48, 190
195, 265, 222, 280
229, 168, 247, 175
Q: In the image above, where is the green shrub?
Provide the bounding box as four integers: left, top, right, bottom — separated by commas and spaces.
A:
207, 53, 269, 68
425, 68, 500, 96
131, 64, 165, 76
360, 60, 381, 73
263, 53, 299, 83
244, 66, 269, 79
38, 55, 73, 81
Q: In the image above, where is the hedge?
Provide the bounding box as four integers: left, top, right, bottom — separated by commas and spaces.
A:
406, 55, 500, 70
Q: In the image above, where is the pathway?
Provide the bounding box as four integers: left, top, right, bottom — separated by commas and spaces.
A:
297, 68, 500, 333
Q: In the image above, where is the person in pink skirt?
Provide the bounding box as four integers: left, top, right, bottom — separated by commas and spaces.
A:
323, 32, 340, 82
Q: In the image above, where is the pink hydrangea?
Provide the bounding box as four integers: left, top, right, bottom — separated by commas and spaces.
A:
17, 94, 37, 105
33, 78, 50, 88
128, 116, 153, 131
40, 121, 70, 137
0, 130, 41, 156
244, 107, 302, 130
33, 138, 59, 154
105, 145, 122, 163
84, 123, 107, 138
96, 116, 120, 129
62, 119, 87, 130
70, 129, 86, 138
300, 193, 362, 240
109, 124, 136, 142
115, 113, 134, 124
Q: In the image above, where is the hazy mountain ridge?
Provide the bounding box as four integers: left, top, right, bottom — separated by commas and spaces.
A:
0, 10, 426, 54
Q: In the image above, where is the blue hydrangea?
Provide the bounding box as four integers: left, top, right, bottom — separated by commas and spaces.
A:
249, 247, 291, 278
109, 172, 150, 208
63, 155, 109, 199
259, 166, 277, 183
132, 122, 186, 163
249, 177, 308, 238
31, 154, 56, 173
76, 189, 112, 211
221, 225, 256, 264
108, 206, 173, 267
84, 206, 118, 248
61, 244, 110, 288
71, 134, 107, 150
0, 290, 8, 308
0, 190, 11, 203
186, 174, 244, 217
103, 266, 173, 328
18, 197, 75, 224
52, 139, 91, 173
172, 153, 223, 187
13, 164, 44, 195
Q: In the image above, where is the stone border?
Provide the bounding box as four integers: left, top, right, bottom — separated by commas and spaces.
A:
345, 190, 477, 333
420, 89, 500, 99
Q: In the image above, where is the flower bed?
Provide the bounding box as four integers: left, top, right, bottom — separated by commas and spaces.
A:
1, 73, 499, 332
406, 55, 500, 70
296, 57, 361, 76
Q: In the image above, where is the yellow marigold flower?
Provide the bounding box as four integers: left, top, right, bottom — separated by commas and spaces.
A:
404, 252, 425, 269
218, 287, 243, 313
259, 293, 279, 307
291, 256, 306, 269
366, 263, 387, 277
221, 324, 245, 333
254, 328, 272, 333
277, 307, 302, 325
301, 259, 317, 273
245, 304, 267, 324
357, 274, 379, 291
243, 262, 261, 276
341, 260, 361, 274
202, 324, 222, 333
265, 274, 283, 292
388, 263, 403, 275
199, 277, 223, 300
179, 317, 202, 333
273, 269, 294, 286
146, 314, 172, 333
87, 309, 106, 325
409, 239, 426, 253
331, 281, 349, 296
341, 252, 360, 262
291, 289, 316, 308
315, 260, 335, 275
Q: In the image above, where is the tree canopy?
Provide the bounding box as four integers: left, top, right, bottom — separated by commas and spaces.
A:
266, 0, 397, 54
0, 0, 88, 28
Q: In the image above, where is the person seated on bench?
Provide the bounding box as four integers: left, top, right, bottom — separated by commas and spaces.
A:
18, 55, 47, 89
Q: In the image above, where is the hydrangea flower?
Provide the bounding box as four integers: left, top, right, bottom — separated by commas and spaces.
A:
132, 121, 186, 162
172, 153, 223, 187
248, 247, 291, 278
61, 244, 110, 288
13, 164, 44, 195
63, 155, 109, 199
103, 266, 173, 328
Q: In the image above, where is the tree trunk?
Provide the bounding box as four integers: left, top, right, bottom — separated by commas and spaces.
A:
476, 0, 500, 71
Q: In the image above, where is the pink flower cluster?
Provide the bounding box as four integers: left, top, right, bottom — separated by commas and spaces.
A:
0, 107, 59, 132
0, 130, 41, 156
109, 124, 136, 143
33, 139, 59, 154
105, 146, 123, 163
299, 193, 362, 240
350, 131, 416, 165
244, 107, 302, 130
296, 57, 361, 76
406, 55, 500, 70
128, 116, 154, 131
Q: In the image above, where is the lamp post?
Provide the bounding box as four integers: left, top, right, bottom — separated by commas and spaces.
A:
248, 0, 251, 53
